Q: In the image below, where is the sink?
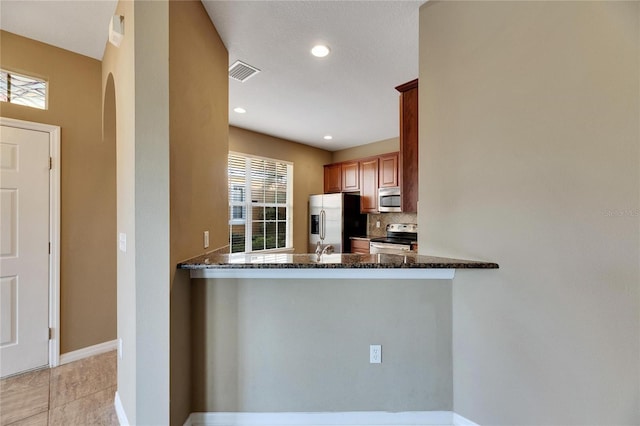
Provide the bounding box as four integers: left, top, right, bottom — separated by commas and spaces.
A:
307, 253, 343, 263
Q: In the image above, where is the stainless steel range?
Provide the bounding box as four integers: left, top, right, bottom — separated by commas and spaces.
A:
369, 223, 417, 255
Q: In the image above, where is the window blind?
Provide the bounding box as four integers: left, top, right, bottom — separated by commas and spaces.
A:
228, 153, 292, 253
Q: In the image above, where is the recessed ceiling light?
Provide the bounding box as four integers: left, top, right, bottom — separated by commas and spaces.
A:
311, 45, 331, 58
323, 135, 333, 140
233, 107, 246, 114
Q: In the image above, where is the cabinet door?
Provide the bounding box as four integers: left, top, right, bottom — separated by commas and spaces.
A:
397, 80, 419, 212
359, 158, 378, 213
379, 152, 399, 188
324, 163, 342, 193
341, 161, 360, 191
351, 239, 370, 254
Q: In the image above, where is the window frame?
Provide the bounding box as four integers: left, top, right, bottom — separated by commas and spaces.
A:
228, 151, 293, 254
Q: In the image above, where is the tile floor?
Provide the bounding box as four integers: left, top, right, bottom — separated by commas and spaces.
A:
0, 351, 118, 425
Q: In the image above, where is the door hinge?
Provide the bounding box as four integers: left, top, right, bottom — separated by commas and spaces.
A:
49, 242, 51, 254
49, 328, 53, 340
49, 157, 52, 170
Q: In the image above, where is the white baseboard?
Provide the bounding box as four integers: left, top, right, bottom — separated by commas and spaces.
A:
115, 391, 130, 426
184, 411, 454, 426
59, 339, 118, 365
452, 413, 479, 426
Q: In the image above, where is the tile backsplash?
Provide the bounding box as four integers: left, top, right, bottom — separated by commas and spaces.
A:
367, 212, 417, 237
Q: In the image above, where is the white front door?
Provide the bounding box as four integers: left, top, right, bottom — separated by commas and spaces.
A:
0, 125, 50, 377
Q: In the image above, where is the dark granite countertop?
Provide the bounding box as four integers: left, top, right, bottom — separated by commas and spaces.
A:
178, 252, 498, 270
349, 236, 372, 241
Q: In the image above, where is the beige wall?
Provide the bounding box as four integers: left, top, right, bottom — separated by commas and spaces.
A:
229, 126, 331, 253
419, 2, 639, 424
168, 1, 229, 424
101, 1, 136, 419
170, 1, 229, 262
331, 137, 399, 163
0, 31, 116, 354
192, 277, 452, 412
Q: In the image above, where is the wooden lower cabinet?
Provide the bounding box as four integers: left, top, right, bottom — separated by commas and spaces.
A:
350, 238, 370, 254
359, 158, 378, 213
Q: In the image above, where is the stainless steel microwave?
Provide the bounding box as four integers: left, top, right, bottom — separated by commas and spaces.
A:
378, 186, 401, 212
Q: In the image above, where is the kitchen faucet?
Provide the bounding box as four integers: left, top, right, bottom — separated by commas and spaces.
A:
315, 241, 334, 260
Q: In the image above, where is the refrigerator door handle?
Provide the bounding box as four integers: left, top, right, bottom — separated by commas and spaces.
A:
320, 209, 326, 240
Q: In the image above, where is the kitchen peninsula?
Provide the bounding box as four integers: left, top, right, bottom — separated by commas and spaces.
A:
182, 251, 497, 414
179, 251, 498, 279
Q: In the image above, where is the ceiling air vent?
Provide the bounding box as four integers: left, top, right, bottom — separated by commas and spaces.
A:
229, 60, 261, 82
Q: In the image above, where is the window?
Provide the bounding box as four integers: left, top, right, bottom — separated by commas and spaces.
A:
228, 152, 293, 253
0, 70, 47, 110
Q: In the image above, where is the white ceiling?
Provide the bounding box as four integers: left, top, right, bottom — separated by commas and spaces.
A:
0, 0, 117, 60
0, 0, 422, 151
201, 1, 422, 150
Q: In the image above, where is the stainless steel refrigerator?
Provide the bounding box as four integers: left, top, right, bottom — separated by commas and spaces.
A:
308, 193, 367, 253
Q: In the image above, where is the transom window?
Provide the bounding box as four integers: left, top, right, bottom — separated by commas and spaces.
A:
228, 152, 293, 253
0, 70, 47, 110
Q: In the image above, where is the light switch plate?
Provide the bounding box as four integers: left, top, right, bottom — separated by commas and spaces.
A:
118, 233, 126, 252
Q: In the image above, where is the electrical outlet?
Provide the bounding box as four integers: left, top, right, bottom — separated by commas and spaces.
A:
204, 231, 210, 249
370, 345, 382, 363
118, 233, 126, 252
118, 338, 123, 360
376, 220, 381, 228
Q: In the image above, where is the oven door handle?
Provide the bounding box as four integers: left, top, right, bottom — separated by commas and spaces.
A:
370, 242, 411, 250
369, 242, 412, 255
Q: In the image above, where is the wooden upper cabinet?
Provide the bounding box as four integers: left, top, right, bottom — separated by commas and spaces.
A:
359, 157, 378, 213
379, 152, 399, 188
323, 150, 399, 213
324, 163, 342, 193
341, 161, 360, 192
396, 79, 418, 213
